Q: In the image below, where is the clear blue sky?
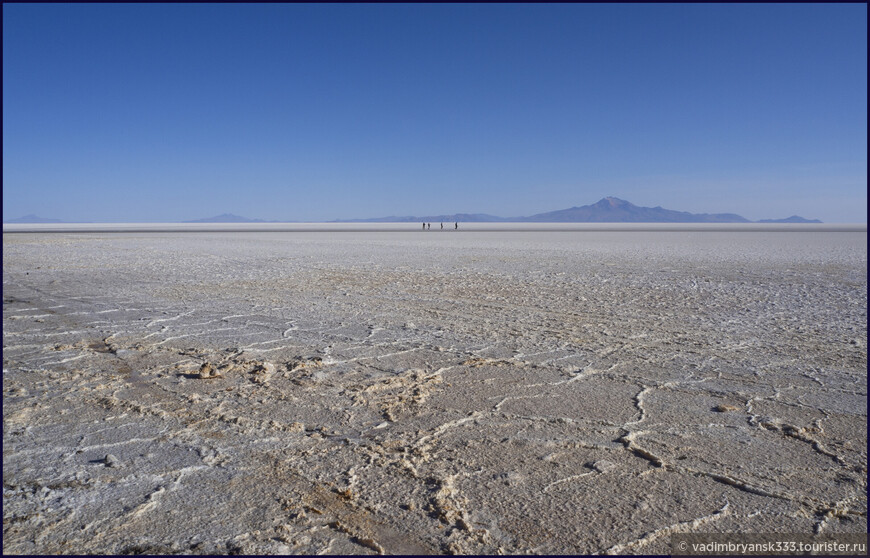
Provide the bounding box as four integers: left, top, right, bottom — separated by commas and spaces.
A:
3, 3, 867, 222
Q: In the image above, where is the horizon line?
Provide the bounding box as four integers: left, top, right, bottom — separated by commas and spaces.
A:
4, 222, 866, 234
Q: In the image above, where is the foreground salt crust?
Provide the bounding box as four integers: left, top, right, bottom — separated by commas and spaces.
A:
3, 230, 867, 554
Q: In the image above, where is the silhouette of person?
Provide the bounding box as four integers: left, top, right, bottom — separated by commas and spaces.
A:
427, 223, 430, 230
455, 222, 458, 230
440, 222, 443, 230
422, 222, 425, 230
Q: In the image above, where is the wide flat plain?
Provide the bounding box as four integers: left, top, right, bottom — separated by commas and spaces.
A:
3, 227, 867, 554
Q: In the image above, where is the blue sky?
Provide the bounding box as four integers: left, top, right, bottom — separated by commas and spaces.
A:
3, 3, 867, 222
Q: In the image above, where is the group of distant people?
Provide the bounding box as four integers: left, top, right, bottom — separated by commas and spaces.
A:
422, 222, 458, 230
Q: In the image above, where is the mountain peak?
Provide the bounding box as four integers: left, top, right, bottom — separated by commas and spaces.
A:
596, 197, 631, 208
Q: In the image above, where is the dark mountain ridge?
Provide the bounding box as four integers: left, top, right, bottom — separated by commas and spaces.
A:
335, 197, 822, 223
4, 199, 824, 224
518, 197, 751, 223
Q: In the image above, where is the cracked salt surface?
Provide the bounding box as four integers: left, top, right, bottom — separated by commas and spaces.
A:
3, 228, 867, 554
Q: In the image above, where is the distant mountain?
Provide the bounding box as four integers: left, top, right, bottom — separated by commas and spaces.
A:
757, 215, 823, 224
519, 197, 752, 223
4, 214, 65, 223
338, 197, 820, 224
185, 213, 266, 223
337, 213, 506, 223
7, 200, 821, 225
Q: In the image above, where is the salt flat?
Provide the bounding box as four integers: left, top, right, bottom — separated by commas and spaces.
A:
3, 228, 867, 554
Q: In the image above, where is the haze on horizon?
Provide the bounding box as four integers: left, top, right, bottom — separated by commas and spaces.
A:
2, 4, 867, 224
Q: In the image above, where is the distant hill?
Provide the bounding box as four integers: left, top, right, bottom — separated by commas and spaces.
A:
337, 213, 506, 223
4, 214, 65, 223
519, 197, 751, 223
6, 200, 823, 225
757, 215, 823, 224
338, 197, 821, 224
185, 213, 266, 223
